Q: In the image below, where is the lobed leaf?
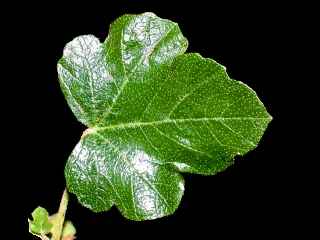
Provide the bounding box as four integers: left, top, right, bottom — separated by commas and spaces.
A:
58, 12, 272, 220
28, 207, 52, 235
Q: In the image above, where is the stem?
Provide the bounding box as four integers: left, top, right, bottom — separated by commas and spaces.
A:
51, 189, 69, 240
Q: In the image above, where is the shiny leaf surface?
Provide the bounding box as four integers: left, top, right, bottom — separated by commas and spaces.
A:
58, 13, 272, 220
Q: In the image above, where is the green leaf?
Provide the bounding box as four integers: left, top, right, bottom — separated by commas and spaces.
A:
58, 12, 272, 221
28, 207, 53, 235
62, 221, 76, 237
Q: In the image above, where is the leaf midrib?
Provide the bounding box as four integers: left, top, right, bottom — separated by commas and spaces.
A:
85, 116, 271, 136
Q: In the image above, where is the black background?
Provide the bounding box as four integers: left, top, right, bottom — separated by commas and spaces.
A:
4, 0, 304, 239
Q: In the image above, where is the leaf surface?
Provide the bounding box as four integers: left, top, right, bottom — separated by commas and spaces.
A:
28, 207, 52, 235
58, 12, 272, 220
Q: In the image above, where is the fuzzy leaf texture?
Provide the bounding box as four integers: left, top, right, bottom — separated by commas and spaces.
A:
28, 207, 52, 235
57, 12, 272, 221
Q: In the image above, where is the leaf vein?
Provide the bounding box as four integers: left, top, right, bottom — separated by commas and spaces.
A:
94, 132, 169, 210
152, 125, 212, 158
92, 117, 271, 131
217, 120, 256, 147
167, 77, 211, 118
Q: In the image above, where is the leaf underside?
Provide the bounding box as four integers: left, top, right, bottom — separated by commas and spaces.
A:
57, 12, 272, 221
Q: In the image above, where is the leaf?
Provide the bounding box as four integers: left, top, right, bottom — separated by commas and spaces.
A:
62, 220, 76, 238
28, 207, 53, 235
57, 12, 272, 221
